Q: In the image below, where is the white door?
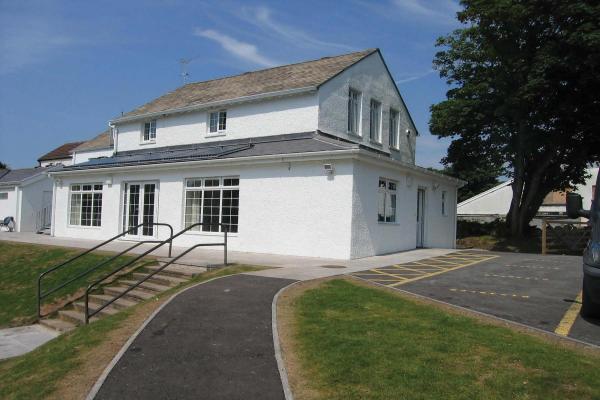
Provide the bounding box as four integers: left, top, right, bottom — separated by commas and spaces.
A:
122, 182, 157, 238
416, 188, 425, 248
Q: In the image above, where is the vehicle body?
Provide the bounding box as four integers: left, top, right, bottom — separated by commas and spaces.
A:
567, 173, 600, 317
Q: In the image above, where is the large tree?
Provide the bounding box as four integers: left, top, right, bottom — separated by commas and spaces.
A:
430, 0, 600, 236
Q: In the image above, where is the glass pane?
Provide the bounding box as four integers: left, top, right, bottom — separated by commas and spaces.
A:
69, 193, 81, 225
386, 194, 396, 223
184, 190, 202, 231
92, 193, 102, 226
221, 189, 239, 233
144, 123, 150, 141
388, 182, 396, 191
378, 185, 385, 222
82, 184, 92, 191
209, 112, 218, 133
81, 193, 93, 226
218, 111, 227, 131
204, 178, 219, 187
71, 185, 80, 191
186, 179, 202, 188
142, 184, 156, 236
94, 184, 103, 191
202, 190, 220, 232
223, 178, 239, 187
128, 185, 140, 235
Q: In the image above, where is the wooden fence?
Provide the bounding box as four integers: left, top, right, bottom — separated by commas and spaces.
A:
541, 219, 590, 255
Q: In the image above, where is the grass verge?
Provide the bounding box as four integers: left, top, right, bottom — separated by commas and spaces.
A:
0, 241, 143, 327
0, 264, 265, 400
279, 278, 600, 400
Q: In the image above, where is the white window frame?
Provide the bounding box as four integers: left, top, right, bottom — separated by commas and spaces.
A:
208, 110, 227, 134
369, 99, 382, 143
68, 183, 103, 227
141, 120, 157, 143
389, 108, 400, 149
442, 190, 448, 216
347, 88, 362, 136
378, 178, 397, 223
183, 176, 239, 234
0, 192, 7, 200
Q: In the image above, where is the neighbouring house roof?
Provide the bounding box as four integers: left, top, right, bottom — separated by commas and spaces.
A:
115, 49, 377, 122
72, 130, 113, 152
38, 142, 85, 162
0, 167, 48, 186
54, 132, 358, 171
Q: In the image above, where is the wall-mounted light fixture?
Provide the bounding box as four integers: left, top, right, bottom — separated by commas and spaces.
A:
323, 163, 335, 175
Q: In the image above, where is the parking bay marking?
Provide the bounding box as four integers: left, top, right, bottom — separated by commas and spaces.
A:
450, 288, 530, 299
554, 291, 583, 337
485, 273, 549, 281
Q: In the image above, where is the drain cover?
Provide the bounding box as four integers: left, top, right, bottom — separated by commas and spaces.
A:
319, 265, 346, 269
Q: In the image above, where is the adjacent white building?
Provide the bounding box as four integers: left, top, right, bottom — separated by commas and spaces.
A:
49, 49, 463, 259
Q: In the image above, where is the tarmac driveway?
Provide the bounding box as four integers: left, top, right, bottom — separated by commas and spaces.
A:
352, 251, 600, 347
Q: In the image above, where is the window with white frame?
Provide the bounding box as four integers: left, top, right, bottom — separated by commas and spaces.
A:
142, 120, 156, 142
69, 184, 103, 226
442, 190, 448, 216
209, 110, 227, 133
184, 177, 239, 233
378, 178, 397, 223
389, 108, 399, 148
347, 88, 361, 135
0, 192, 7, 200
370, 99, 382, 142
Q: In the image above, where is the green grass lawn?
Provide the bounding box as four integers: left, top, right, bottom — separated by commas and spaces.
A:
0, 241, 142, 327
0, 264, 265, 400
293, 279, 600, 400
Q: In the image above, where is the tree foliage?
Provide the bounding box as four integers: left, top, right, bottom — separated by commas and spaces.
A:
0, 162, 7, 170
430, 0, 600, 236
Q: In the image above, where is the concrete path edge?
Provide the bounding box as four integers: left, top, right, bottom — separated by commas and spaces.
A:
272, 281, 301, 400
86, 275, 234, 400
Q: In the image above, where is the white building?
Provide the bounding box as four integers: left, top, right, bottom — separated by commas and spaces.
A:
0, 167, 53, 232
49, 49, 463, 259
37, 142, 85, 167
457, 167, 599, 220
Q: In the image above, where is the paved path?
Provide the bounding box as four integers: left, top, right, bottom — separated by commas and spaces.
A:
0, 324, 58, 360
93, 274, 295, 400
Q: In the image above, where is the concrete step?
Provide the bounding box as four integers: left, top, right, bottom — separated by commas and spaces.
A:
39, 318, 76, 333
119, 280, 172, 293
58, 309, 87, 325
103, 286, 157, 302
132, 272, 188, 287
150, 263, 207, 278
72, 301, 120, 317
89, 294, 139, 310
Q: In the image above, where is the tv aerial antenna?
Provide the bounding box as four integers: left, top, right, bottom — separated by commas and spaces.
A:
179, 56, 202, 84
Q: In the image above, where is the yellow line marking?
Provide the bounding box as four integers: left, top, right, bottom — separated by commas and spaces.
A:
449, 288, 529, 298
555, 291, 582, 337
391, 265, 440, 274
370, 269, 409, 280
388, 256, 499, 287
485, 274, 549, 281
410, 262, 447, 270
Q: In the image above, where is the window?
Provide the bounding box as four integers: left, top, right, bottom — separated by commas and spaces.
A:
209, 110, 227, 133
142, 120, 156, 142
442, 190, 448, 216
389, 109, 399, 148
0, 192, 7, 200
369, 99, 381, 142
347, 88, 361, 135
184, 177, 239, 233
69, 184, 103, 226
378, 178, 397, 223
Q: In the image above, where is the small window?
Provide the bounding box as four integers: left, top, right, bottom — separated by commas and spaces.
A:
389, 109, 399, 148
378, 178, 397, 223
209, 110, 227, 133
347, 88, 361, 135
369, 99, 381, 142
0, 192, 7, 200
142, 120, 156, 142
69, 183, 103, 227
442, 190, 448, 216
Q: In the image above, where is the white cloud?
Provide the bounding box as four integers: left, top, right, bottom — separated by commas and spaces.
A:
0, 15, 77, 74
392, 0, 459, 24
242, 6, 354, 51
396, 69, 436, 84
194, 28, 278, 68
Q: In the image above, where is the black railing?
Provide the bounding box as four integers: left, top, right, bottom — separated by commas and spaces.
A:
37, 222, 173, 319
84, 222, 228, 324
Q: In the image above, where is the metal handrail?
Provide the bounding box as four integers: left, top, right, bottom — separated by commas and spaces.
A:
37, 222, 173, 319
84, 222, 228, 324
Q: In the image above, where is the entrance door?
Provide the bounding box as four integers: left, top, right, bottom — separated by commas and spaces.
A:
416, 188, 425, 248
123, 182, 157, 238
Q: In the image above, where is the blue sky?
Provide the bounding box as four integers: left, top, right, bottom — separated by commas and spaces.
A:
0, 0, 461, 169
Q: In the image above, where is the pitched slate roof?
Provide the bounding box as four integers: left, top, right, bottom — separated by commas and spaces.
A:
0, 167, 48, 185
117, 49, 377, 120
56, 132, 360, 171
38, 142, 85, 162
73, 130, 113, 152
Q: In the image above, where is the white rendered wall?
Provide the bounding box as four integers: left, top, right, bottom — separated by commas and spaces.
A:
457, 182, 513, 216
115, 93, 319, 152
0, 186, 17, 222
350, 160, 457, 258
318, 52, 417, 164
576, 167, 599, 210
52, 159, 354, 259
73, 148, 114, 164
17, 177, 54, 232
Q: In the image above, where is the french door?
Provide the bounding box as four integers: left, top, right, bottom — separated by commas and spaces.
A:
122, 182, 157, 238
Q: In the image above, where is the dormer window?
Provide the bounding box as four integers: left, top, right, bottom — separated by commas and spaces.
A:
209, 110, 227, 133
142, 120, 156, 143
